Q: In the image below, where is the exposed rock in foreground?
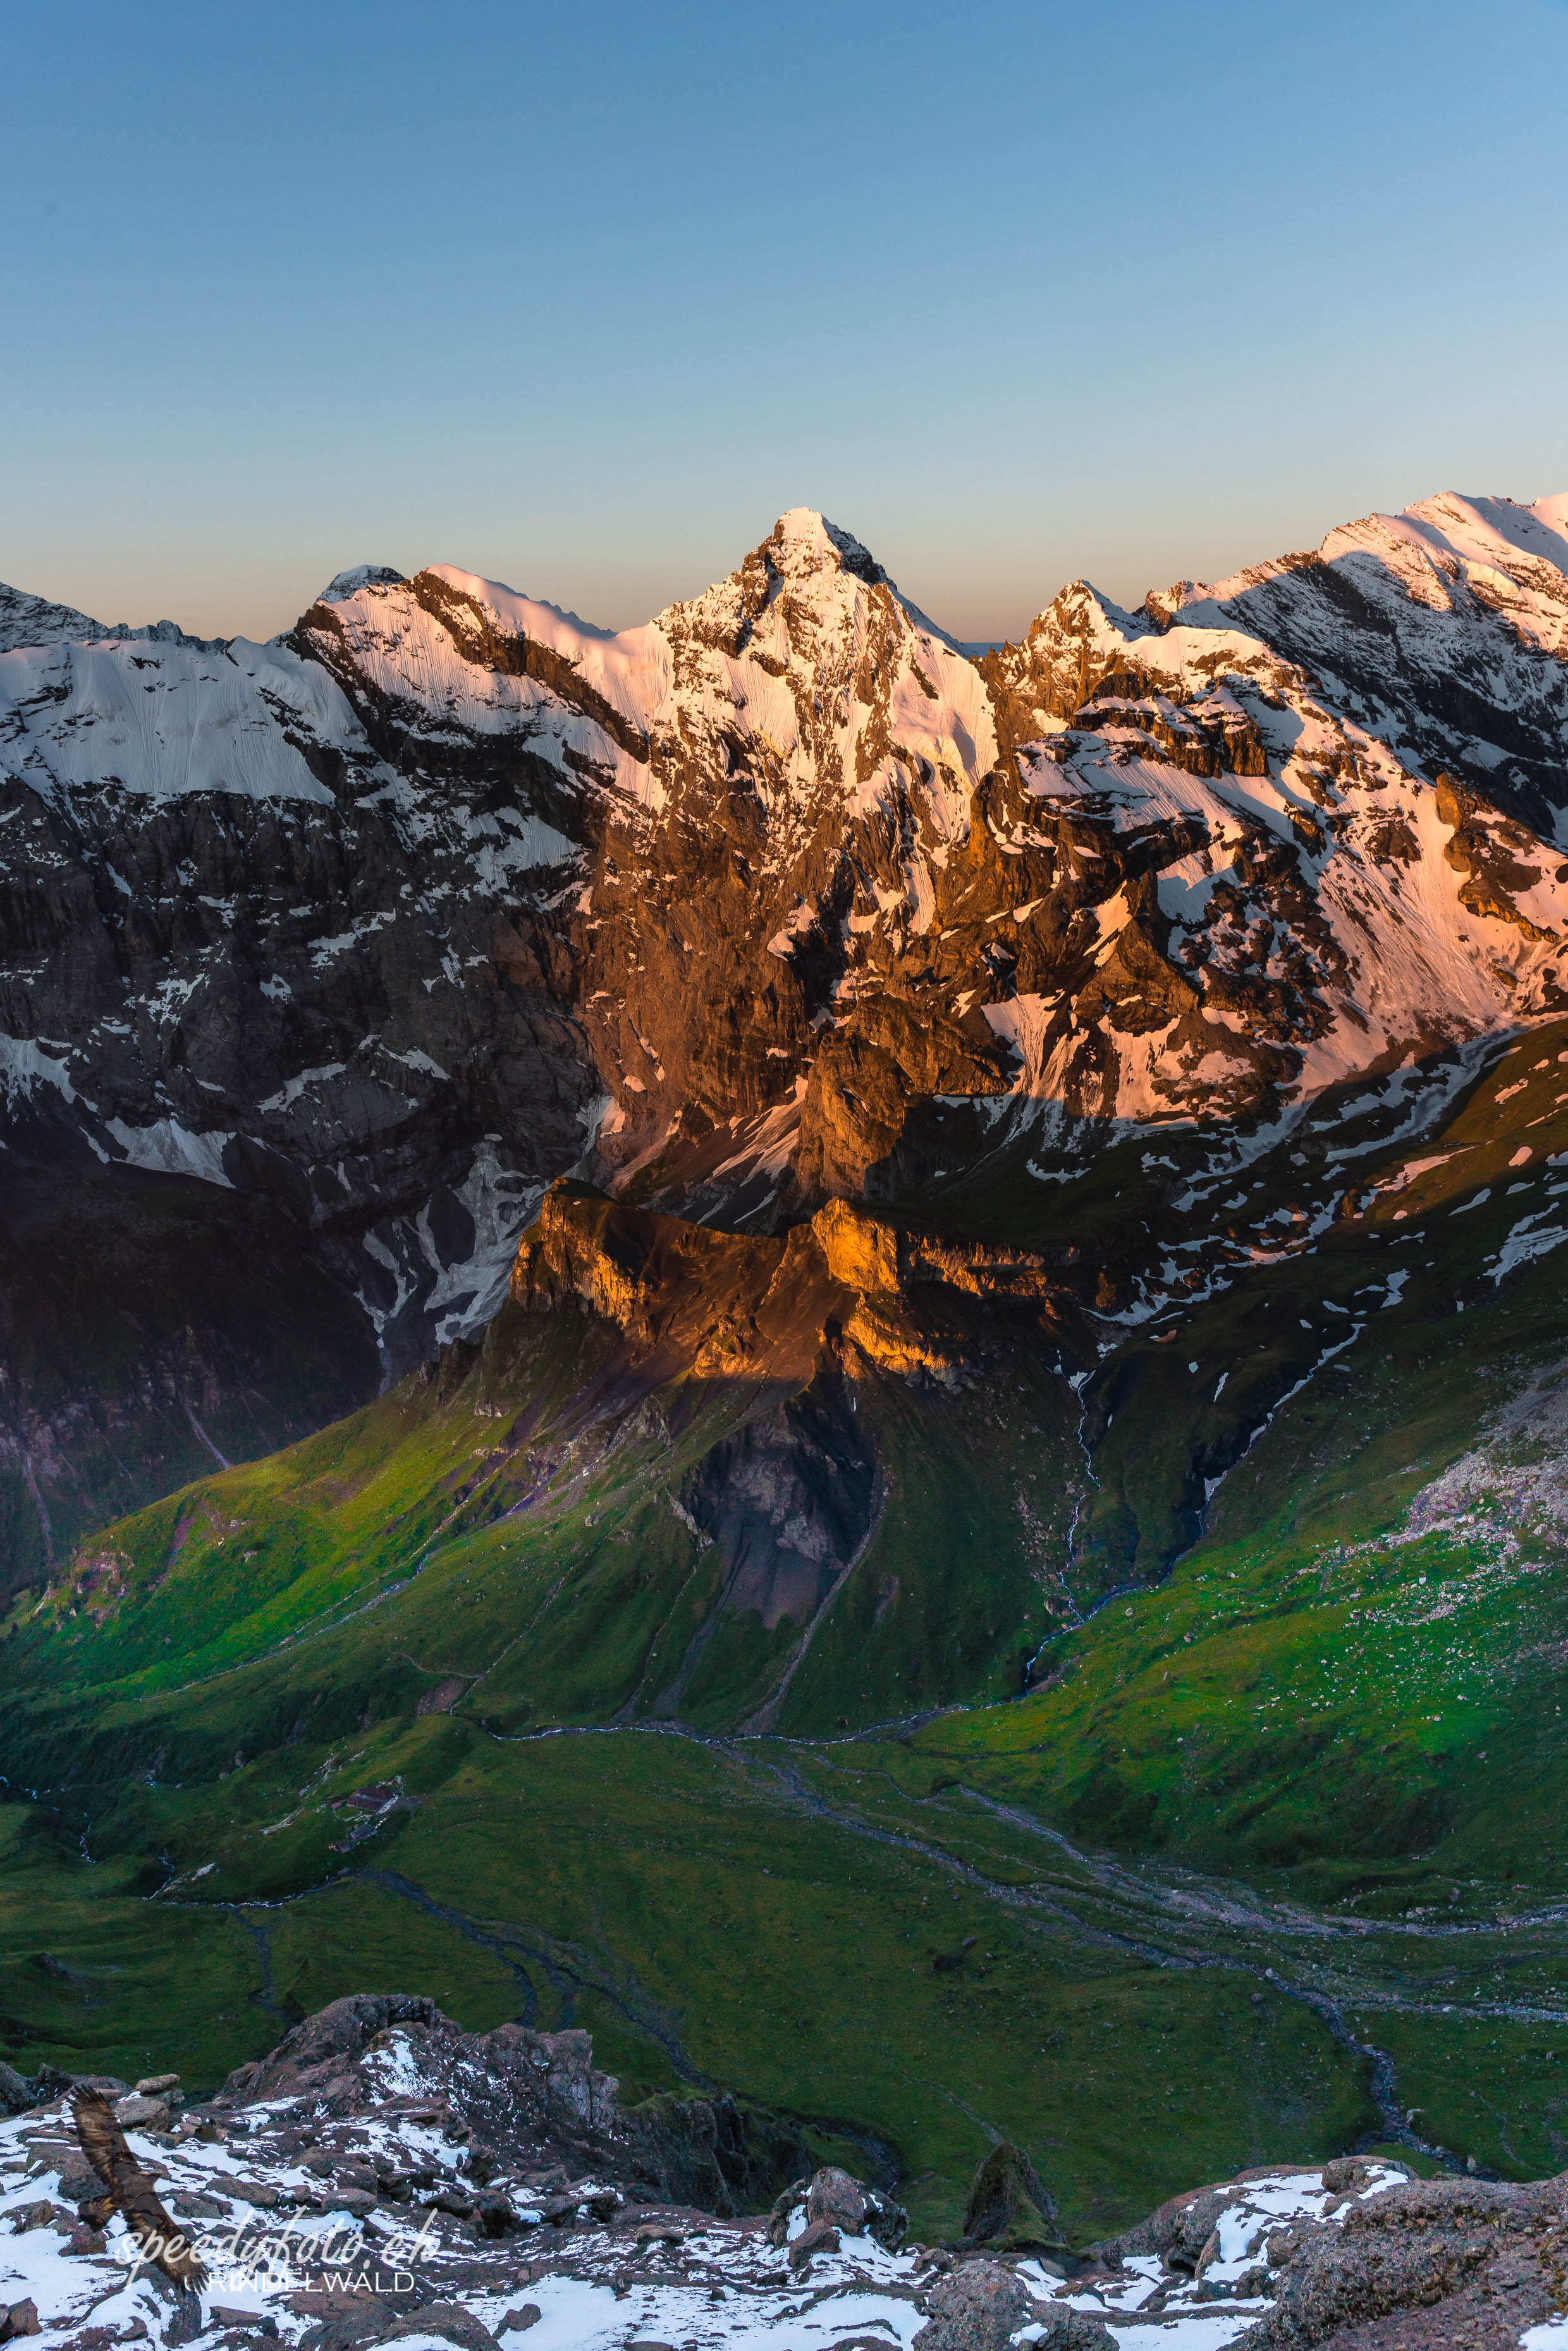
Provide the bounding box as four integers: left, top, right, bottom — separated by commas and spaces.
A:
216, 1994, 807, 2221
3, 1999, 1565, 2350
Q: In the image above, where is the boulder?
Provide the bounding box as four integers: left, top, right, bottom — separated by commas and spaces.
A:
769, 2165, 908, 2253
295, 2303, 399, 2351
57, 2164, 106, 2205
1022, 2317, 1121, 2350
329, 2188, 377, 2218
0, 2063, 31, 2119
373, 2309, 501, 2351
807, 2166, 866, 2235
1, 2302, 40, 2342
788, 2216, 841, 2274
470, 2192, 521, 2239
115, 2092, 171, 2130
913, 2260, 1051, 2351
960, 2142, 1061, 2251
9, 2202, 66, 2234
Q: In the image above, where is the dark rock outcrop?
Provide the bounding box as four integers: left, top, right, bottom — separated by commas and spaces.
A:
961, 2140, 1062, 2251
912, 2257, 1110, 2351
1244, 2173, 1568, 2351
219, 1994, 446, 2100
218, 1994, 807, 2220
766, 2163, 908, 2253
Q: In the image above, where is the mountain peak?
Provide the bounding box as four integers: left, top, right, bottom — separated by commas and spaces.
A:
0, 579, 108, 654
768, 508, 886, 587
318, 563, 406, 606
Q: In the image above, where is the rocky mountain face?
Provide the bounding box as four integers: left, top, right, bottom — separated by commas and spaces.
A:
3, 493, 1567, 1578
4, 1998, 1564, 2351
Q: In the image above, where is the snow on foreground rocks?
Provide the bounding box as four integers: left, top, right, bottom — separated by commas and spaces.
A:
4, 2001, 1566, 2351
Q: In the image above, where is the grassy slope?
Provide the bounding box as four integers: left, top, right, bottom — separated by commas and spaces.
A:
927, 1033, 1568, 1893
0, 1289, 1083, 1784
0, 1729, 1375, 2244
7, 1031, 1568, 2230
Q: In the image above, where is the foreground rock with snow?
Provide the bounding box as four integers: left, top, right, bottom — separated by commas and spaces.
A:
3, 1999, 1565, 2351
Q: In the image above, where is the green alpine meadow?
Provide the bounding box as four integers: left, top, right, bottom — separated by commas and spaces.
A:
7, 484, 1568, 2332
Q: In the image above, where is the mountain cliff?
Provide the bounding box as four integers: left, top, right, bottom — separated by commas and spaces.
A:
2, 491, 1567, 1583
8, 489, 1568, 2276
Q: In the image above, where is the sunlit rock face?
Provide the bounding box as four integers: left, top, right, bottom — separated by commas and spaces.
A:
0, 490, 1565, 1557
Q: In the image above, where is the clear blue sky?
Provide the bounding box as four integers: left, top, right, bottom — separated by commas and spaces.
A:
3, 0, 1565, 643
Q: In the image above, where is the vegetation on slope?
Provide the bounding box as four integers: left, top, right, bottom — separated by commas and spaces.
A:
6, 1028, 1568, 2232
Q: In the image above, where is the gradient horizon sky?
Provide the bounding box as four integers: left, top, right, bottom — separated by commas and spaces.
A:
3, 0, 1567, 645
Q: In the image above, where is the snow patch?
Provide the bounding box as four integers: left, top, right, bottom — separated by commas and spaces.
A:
0, 1033, 77, 1106
0, 637, 360, 802
104, 1117, 234, 1187
1487, 1214, 1568, 1282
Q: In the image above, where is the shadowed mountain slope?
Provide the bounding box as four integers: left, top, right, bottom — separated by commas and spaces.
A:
8, 501, 1568, 2228
3, 492, 1568, 1573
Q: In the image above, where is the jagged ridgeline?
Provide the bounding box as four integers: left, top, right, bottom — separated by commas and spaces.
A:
3, 496, 1568, 1568
7, 495, 1568, 2228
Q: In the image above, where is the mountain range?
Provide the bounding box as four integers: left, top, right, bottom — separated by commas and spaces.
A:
3, 492, 1567, 1573
4, 489, 1568, 2241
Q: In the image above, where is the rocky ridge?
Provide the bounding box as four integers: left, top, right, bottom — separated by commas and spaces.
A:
2, 1998, 1562, 2351
510, 1181, 1081, 1389
3, 493, 1568, 1578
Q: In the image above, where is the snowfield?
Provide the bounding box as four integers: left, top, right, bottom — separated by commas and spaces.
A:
0, 637, 362, 804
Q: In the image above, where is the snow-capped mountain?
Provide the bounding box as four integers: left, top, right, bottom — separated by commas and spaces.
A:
973, 496, 1568, 1134
1, 489, 1566, 1560
0, 579, 226, 657
1153, 491, 1568, 836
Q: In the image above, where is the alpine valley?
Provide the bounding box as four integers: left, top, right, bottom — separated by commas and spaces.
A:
8, 492, 1568, 2271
